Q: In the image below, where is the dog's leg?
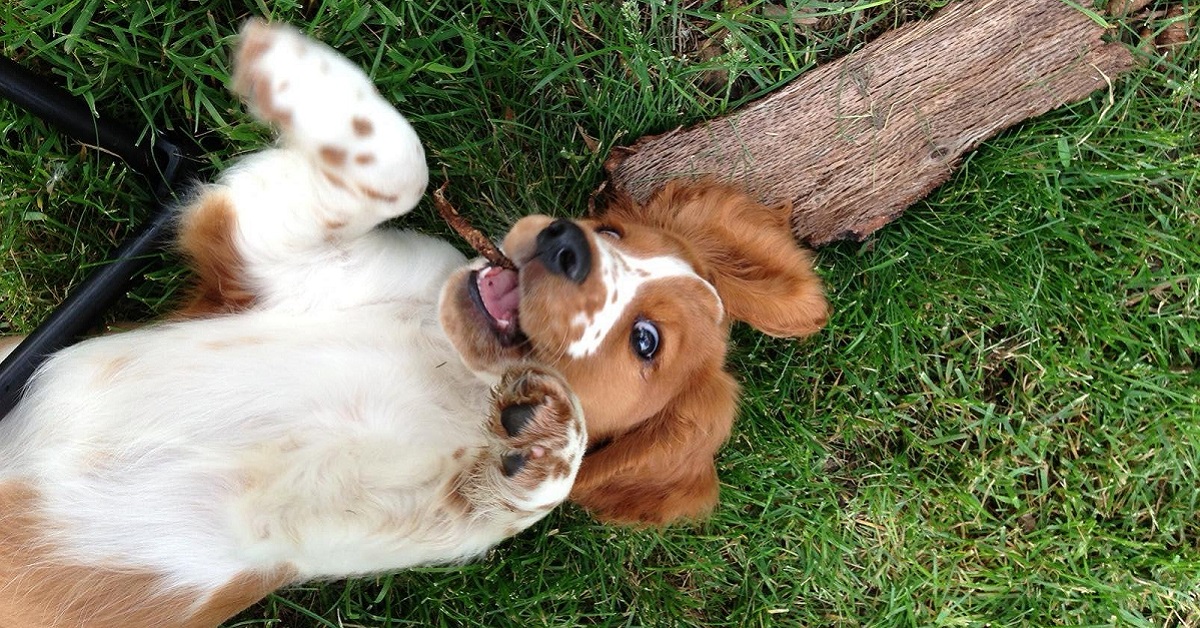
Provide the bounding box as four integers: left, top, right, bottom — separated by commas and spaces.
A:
452, 365, 587, 533
231, 19, 428, 229
177, 20, 441, 313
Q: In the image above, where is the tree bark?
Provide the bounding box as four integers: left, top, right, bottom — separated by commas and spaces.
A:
603, 0, 1138, 246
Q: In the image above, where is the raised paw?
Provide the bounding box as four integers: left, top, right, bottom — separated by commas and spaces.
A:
231, 19, 427, 213
489, 365, 587, 512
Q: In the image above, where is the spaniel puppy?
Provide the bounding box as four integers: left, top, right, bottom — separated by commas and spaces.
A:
0, 18, 827, 627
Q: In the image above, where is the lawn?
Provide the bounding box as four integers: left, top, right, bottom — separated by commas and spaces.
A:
2, 0, 1198, 626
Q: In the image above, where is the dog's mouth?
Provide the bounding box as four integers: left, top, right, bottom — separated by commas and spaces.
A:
467, 264, 526, 346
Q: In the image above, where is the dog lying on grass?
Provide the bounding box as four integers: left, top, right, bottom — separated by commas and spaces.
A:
0, 20, 827, 627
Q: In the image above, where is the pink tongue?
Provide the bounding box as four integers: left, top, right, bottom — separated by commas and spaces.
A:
479, 268, 520, 324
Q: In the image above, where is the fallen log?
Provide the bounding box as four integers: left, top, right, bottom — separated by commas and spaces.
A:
604, 0, 1144, 246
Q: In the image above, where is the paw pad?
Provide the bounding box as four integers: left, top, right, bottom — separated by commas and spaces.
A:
500, 404, 537, 437
501, 453, 526, 477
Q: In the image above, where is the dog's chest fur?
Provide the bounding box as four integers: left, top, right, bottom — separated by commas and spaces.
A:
0, 301, 495, 587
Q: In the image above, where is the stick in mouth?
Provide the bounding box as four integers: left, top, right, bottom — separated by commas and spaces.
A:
433, 181, 516, 270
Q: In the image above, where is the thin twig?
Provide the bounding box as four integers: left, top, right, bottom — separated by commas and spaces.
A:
432, 181, 515, 269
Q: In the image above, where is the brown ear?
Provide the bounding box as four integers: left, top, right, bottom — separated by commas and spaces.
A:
569, 368, 739, 525
610, 181, 829, 338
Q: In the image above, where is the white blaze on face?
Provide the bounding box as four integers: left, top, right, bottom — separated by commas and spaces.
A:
567, 237, 722, 358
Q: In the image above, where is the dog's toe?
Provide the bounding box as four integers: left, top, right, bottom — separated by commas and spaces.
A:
501, 452, 527, 477
500, 404, 537, 437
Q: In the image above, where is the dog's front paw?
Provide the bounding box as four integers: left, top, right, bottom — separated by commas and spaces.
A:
489, 365, 586, 511
232, 19, 427, 214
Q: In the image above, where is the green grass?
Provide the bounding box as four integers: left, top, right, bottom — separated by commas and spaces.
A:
2, 0, 1198, 625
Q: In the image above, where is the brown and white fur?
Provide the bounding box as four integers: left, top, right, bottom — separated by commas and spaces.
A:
0, 22, 585, 628
0, 19, 828, 627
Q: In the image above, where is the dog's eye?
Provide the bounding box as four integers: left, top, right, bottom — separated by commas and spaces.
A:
595, 225, 622, 240
630, 319, 660, 361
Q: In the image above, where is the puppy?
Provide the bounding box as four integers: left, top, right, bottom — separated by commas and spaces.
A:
0, 18, 827, 627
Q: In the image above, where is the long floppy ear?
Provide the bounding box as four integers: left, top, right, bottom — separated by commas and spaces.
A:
569, 368, 739, 525
614, 181, 829, 338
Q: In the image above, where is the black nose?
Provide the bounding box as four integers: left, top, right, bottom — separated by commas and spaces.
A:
535, 219, 591, 284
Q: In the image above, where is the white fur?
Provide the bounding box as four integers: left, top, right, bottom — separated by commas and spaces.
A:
568, 237, 723, 357
0, 21, 585, 600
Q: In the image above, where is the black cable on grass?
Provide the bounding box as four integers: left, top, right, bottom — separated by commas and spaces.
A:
0, 57, 197, 419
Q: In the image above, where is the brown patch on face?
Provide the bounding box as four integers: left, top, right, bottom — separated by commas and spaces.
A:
610, 180, 829, 338
553, 279, 725, 442
319, 145, 348, 167
352, 117, 374, 137
0, 481, 294, 627
569, 363, 739, 525
565, 180, 829, 524
500, 213, 723, 442
493, 215, 613, 360
175, 195, 256, 317
466, 202, 747, 525
354, 153, 376, 165
323, 217, 348, 231
453, 447, 466, 460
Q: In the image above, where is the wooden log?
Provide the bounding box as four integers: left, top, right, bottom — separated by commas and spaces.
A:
603, 0, 1138, 246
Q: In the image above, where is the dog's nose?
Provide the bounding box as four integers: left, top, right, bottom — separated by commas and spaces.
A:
536, 219, 591, 284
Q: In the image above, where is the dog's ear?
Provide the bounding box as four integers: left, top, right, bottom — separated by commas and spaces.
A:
569, 368, 738, 525
606, 181, 829, 338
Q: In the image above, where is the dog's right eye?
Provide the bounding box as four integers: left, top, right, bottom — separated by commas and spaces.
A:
595, 225, 622, 240
630, 319, 660, 361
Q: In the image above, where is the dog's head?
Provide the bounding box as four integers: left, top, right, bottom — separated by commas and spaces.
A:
440, 181, 828, 524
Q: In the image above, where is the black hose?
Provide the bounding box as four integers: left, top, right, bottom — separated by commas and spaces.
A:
0, 57, 193, 418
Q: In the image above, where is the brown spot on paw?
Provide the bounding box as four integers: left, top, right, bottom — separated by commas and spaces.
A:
361, 186, 400, 203
231, 23, 294, 128
322, 170, 349, 189
235, 20, 273, 76
510, 452, 574, 491
352, 117, 374, 137
319, 146, 348, 166
232, 67, 293, 129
